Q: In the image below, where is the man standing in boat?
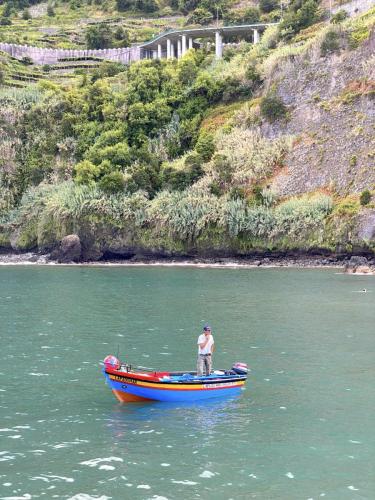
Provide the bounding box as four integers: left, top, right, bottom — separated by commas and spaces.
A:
197, 325, 215, 376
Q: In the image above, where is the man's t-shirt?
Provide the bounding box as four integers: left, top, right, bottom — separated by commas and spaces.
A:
197, 334, 214, 355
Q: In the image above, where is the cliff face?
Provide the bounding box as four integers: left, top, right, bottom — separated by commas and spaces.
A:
264, 27, 375, 198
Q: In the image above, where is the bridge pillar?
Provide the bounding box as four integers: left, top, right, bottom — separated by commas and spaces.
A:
215, 31, 223, 59
177, 38, 182, 58
157, 43, 162, 59
253, 29, 260, 44
171, 42, 175, 59
167, 38, 172, 59
181, 35, 187, 56
188, 37, 193, 50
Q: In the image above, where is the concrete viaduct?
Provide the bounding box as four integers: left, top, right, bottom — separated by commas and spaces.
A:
0, 23, 277, 65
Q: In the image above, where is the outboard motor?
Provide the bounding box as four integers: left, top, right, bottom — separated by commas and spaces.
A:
232, 362, 249, 375
104, 355, 121, 370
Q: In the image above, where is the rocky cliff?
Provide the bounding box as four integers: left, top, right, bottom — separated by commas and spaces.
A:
267, 26, 374, 198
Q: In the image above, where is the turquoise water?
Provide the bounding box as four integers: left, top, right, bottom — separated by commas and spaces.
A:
0, 266, 374, 500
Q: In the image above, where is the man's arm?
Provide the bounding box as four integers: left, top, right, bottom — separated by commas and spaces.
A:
198, 335, 211, 349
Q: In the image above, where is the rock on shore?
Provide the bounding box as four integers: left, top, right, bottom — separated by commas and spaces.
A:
344, 256, 375, 275
50, 234, 82, 263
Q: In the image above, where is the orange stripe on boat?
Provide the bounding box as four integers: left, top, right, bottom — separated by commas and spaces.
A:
112, 389, 152, 402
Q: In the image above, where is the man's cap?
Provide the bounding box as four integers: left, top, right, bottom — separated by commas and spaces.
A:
203, 324, 211, 331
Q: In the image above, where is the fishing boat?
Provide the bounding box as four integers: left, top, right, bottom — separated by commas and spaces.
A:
102, 355, 248, 402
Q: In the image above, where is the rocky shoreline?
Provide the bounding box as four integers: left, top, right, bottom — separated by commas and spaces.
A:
1, 248, 375, 274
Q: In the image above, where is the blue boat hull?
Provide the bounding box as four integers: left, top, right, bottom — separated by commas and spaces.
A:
104, 371, 246, 402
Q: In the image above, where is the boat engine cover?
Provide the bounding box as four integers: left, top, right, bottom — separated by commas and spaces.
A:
232, 362, 248, 375
104, 355, 121, 370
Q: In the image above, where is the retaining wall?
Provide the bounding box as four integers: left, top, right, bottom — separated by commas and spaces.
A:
0, 43, 142, 65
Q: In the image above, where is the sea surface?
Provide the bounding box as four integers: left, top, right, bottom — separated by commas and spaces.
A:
0, 266, 374, 500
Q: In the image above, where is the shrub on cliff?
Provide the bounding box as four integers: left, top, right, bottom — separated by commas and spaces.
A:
98, 172, 126, 194
116, 0, 133, 10
195, 132, 215, 162
321, 29, 341, 56
280, 0, 320, 39
126, 162, 161, 197
212, 128, 292, 187
260, 93, 287, 122
161, 152, 203, 192
136, 0, 158, 12
149, 188, 221, 240
245, 64, 262, 87
331, 9, 348, 24
86, 142, 131, 169
259, 0, 278, 14
220, 193, 333, 239
22, 8, 31, 20
360, 190, 371, 206
47, 3, 55, 16
74, 160, 101, 185
21, 56, 33, 65
0, 17, 12, 25
273, 194, 333, 238
184, 152, 204, 179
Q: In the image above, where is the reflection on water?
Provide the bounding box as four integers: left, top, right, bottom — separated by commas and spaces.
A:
106, 394, 245, 440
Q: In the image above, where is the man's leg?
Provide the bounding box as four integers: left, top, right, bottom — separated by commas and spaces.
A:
197, 355, 204, 376
206, 355, 212, 375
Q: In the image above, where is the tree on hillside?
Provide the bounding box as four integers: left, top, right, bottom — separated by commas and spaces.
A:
22, 8, 31, 19
116, 0, 158, 11
47, 2, 55, 16
2, 0, 51, 10
178, 0, 200, 13
280, 0, 320, 39
188, 7, 213, 25
2, 2, 13, 17
116, 0, 133, 10
178, 0, 230, 16
135, 0, 158, 12
259, 0, 278, 14
224, 6, 260, 24
114, 26, 130, 47
85, 23, 114, 49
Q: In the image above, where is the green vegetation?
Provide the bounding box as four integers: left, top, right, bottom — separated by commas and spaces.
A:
331, 9, 348, 24
332, 196, 360, 216
259, 0, 278, 15
1, 3, 375, 257
320, 29, 341, 55
360, 190, 371, 206
0, 49, 257, 207
5, 181, 334, 252
85, 23, 130, 49
347, 6, 375, 48
279, 0, 321, 40
260, 93, 287, 122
